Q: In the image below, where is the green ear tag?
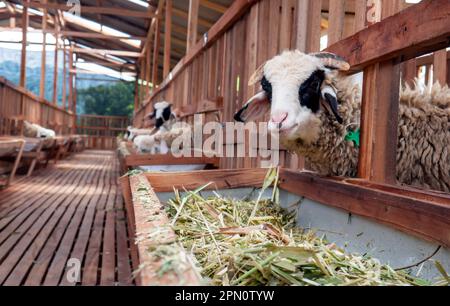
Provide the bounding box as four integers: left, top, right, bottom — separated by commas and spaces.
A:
345, 128, 360, 148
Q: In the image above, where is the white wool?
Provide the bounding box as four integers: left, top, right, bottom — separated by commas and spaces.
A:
36, 126, 56, 138
133, 135, 157, 154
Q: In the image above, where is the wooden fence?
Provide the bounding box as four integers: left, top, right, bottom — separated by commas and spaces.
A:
0, 77, 74, 135
132, 0, 450, 246
134, 0, 449, 171
76, 114, 129, 150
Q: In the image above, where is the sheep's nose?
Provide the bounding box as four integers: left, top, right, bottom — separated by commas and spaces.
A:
270, 113, 288, 128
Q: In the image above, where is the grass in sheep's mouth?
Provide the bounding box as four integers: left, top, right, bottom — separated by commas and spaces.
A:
164, 168, 449, 286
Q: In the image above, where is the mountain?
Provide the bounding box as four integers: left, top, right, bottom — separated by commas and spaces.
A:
0, 47, 120, 114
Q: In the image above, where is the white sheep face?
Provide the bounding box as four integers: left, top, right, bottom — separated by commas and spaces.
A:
235, 50, 345, 145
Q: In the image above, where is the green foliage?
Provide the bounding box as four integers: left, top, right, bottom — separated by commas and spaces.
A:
78, 81, 135, 117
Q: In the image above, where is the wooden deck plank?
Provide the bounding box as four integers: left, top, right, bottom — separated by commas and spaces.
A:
44, 153, 110, 286
5, 158, 103, 285
0, 150, 134, 286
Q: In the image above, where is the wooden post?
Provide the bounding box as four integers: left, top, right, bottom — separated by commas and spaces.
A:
20, 0, 29, 88
53, 32, 59, 105
328, 0, 345, 45
433, 49, 448, 85
306, 0, 322, 52
145, 48, 151, 96
187, 0, 199, 52
163, 0, 172, 78
62, 44, 67, 110
402, 59, 417, 86
152, 18, 161, 88
68, 44, 74, 112
134, 72, 139, 114
39, 0, 47, 98
357, 0, 403, 184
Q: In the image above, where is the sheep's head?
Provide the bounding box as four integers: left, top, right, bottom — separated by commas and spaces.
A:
147, 101, 176, 130
234, 50, 350, 144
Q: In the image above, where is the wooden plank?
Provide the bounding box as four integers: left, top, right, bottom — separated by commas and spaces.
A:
326, 0, 450, 72
145, 168, 267, 192
125, 154, 220, 168
99, 185, 117, 285
151, 18, 161, 87
402, 58, 417, 86
328, 0, 345, 45
433, 49, 448, 85
21, 160, 100, 285
357, 0, 403, 184
187, 0, 200, 52
163, 0, 172, 78
0, 157, 88, 284
126, 174, 200, 285
23, 2, 155, 18
3, 159, 99, 285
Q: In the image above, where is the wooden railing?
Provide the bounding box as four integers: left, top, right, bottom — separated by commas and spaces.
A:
132, 0, 450, 246
76, 114, 129, 150
0, 77, 74, 135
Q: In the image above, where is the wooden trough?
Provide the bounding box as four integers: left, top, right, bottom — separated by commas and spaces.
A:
120, 168, 450, 285
117, 139, 220, 175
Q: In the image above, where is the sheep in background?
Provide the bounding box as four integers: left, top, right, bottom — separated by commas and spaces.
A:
234, 50, 450, 192
127, 127, 156, 141
147, 101, 178, 132
23, 121, 56, 138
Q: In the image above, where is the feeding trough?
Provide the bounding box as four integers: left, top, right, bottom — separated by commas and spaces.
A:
120, 168, 450, 286
117, 139, 220, 174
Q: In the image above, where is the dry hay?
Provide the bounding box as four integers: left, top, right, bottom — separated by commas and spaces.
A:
161, 169, 449, 286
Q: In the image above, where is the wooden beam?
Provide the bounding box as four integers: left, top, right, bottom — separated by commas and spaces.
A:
163, 0, 172, 78
39, 0, 47, 99
200, 0, 228, 13
145, 48, 151, 96
22, 2, 155, 19
139, 0, 259, 110
73, 48, 142, 57
140, 0, 165, 57
326, 0, 450, 72
173, 7, 213, 28
44, 30, 146, 41
19, 0, 29, 88
186, 0, 200, 52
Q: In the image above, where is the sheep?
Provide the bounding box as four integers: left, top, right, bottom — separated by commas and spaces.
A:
127, 127, 156, 141
23, 121, 56, 139
147, 101, 178, 132
234, 50, 450, 192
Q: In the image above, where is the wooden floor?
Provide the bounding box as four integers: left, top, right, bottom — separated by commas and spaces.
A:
0, 150, 134, 286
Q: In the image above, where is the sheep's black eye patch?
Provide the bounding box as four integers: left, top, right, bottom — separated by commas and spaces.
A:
162, 106, 172, 121
261, 76, 272, 101
299, 70, 325, 113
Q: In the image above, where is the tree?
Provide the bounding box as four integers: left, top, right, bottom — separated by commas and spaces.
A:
78, 81, 135, 117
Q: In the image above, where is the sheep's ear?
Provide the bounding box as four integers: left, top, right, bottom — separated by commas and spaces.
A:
321, 86, 343, 124
234, 91, 270, 122
310, 52, 350, 71
248, 62, 266, 86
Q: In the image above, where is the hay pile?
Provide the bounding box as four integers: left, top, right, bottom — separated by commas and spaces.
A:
164, 169, 448, 286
